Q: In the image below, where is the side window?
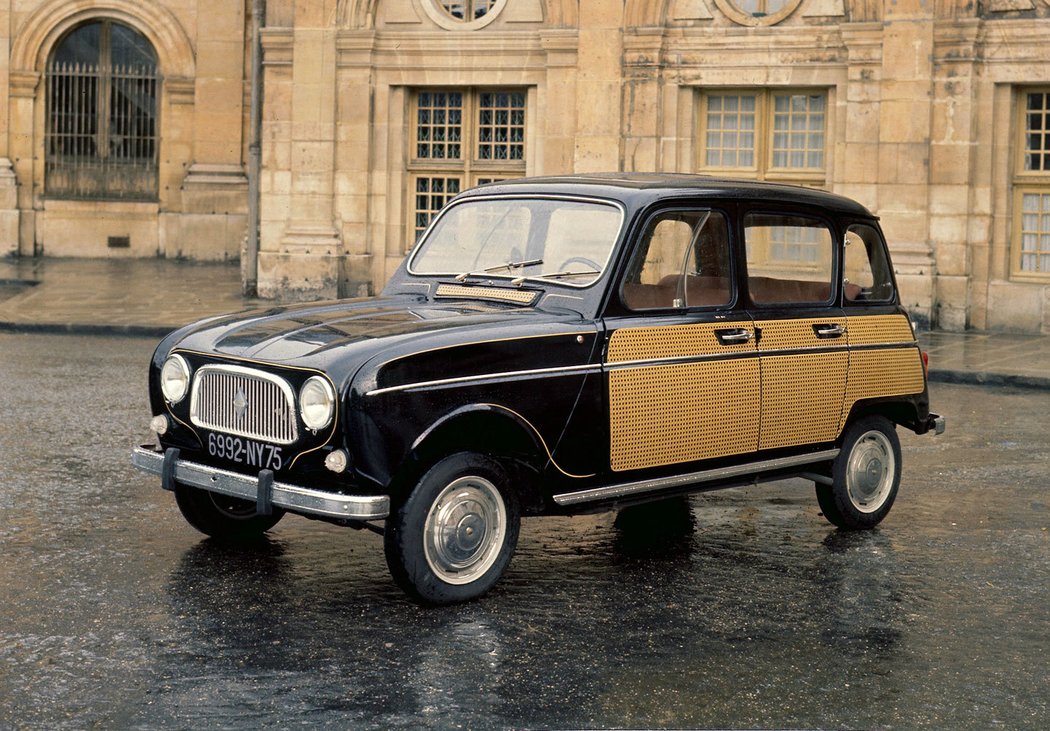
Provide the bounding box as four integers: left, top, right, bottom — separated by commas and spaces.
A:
843, 224, 895, 304
744, 213, 833, 305
622, 210, 732, 310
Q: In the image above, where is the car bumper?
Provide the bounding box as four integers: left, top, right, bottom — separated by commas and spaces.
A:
131, 445, 390, 521
928, 413, 946, 435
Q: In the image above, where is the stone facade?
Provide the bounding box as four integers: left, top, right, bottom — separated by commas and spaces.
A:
3, 0, 1050, 332
0, 0, 249, 262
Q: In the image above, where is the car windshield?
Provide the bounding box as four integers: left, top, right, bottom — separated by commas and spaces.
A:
409, 197, 624, 287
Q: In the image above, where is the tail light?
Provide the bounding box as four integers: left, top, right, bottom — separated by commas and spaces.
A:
921, 350, 929, 377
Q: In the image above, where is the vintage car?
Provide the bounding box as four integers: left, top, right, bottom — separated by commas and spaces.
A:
133, 173, 944, 604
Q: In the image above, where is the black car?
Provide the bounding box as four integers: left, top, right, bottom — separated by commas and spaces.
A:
133, 173, 944, 604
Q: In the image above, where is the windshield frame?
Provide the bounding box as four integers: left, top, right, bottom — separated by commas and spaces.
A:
406, 193, 628, 289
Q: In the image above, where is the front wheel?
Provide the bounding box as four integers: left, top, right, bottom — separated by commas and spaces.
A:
174, 483, 284, 541
384, 453, 520, 605
816, 415, 902, 530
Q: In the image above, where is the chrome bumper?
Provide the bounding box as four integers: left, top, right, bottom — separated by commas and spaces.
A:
132, 446, 389, 521
928, 414, 946, 435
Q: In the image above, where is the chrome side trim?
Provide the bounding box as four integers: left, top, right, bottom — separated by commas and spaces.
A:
552, 449, 841, 507
366, 363, 601, 397
132, 446, 389, 520
605, 352, 758, 371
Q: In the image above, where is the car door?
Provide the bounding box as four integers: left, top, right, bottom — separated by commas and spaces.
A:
742, 210, 849, 451
603, 207, 761, 473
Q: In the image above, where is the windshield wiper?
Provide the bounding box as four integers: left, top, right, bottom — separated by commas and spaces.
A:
455, 258, 544, 281
511, 269, 601, 284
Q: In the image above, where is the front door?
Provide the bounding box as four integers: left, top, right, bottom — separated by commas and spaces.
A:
604, 208, 761, 473
742, 211, 849, 451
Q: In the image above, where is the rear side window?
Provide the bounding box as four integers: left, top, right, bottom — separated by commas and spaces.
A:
744, 213, 834, 305
622, 210, 733, 310
843, 224, 895, 304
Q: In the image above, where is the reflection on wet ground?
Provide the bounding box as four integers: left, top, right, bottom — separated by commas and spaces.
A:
0, 334, 1047, 729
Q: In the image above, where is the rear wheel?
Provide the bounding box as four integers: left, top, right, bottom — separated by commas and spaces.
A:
174, 484, 284, 541
817, 415, 902, 529
384, 452, 520, 605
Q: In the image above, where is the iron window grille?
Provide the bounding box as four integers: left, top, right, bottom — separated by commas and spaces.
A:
45, 21, 159, 201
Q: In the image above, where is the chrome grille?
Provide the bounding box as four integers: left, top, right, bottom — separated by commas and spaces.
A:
189, 365, 298, 445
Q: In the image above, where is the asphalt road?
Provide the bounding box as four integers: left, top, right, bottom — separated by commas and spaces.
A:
0, 332, 1047, 730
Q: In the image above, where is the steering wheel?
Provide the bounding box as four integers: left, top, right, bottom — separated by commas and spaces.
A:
557, 256, 602, 272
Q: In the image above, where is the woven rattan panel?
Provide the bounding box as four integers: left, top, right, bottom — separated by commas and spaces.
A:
607, 323, 753, 363
754, 317, 846, 350
434, 284, 538, 305
759, 352, 848, 450
609, 359, 760, 472
840, 347, 926, 431
845, 314, 914, 346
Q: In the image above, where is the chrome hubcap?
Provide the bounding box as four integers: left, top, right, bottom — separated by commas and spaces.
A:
424, 476, 506, 585
845, 430, 896, 513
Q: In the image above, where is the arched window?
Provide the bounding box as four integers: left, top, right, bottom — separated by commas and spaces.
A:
45, 20, 158, 200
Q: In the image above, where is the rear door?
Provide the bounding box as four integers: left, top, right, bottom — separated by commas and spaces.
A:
742, 210, 849, 451
603, 207, 761, 473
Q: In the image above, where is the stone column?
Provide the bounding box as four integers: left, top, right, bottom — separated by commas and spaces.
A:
573, 0, 624, 172
258, 0, 343, 301
8, 71, 37, 256
334, 31, 375, 299
928, 21, 980, 331
875, 1, 936, 328
622, 28, 665, 172
175, 0, 249, 261
540, 30, 579, 175
0, 3, 18, 257
837, 23, 883, 209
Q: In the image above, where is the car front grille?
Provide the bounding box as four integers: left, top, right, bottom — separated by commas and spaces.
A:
189, 365, 298, 445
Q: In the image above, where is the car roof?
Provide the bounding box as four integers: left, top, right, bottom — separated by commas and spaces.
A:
461, 173, 876, 219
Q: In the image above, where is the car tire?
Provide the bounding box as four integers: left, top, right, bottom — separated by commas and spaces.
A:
817, 415, 902, 530
174, 483, 284, 541
384, 452, 520, 605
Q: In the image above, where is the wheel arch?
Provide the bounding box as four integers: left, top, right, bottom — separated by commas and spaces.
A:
841, 396, 924, 438
390, 404, 549, 514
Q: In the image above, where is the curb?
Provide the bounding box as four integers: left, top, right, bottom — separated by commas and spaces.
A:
0, 321, 173, 338
928, 369, 1050, 391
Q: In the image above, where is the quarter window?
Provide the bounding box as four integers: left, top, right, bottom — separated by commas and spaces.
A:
843, 225, 895, 304
1013, 90, 1050, 280
45, 20, 158, 201
409, 89, 527, 246
699, 90, 827, 185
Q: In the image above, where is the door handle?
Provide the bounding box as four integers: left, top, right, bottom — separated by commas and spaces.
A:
813, 323, 846, 338
716, 328, 753, 344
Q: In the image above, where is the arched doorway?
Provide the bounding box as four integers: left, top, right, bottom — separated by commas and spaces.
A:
45, 20, 158, 201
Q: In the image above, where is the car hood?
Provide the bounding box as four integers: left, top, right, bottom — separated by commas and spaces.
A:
169, 295, 583, 379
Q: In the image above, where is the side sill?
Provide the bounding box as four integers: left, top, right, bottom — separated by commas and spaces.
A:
552, 449, 840, 507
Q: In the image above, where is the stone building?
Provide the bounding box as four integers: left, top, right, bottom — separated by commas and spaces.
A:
1, 0, 1049, 332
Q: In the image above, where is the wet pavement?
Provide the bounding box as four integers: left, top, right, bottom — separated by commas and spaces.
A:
0, 332, 1047, 729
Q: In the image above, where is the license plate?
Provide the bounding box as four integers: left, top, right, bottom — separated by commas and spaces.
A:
207, 432, 284, 471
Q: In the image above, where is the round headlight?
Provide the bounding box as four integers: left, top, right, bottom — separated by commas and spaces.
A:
300, 376, 335, 431
160, 354, 191, 404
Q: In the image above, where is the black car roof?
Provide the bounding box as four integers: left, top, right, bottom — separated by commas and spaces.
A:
462, 173, 876, 219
